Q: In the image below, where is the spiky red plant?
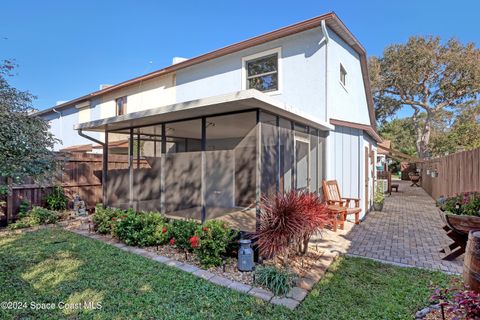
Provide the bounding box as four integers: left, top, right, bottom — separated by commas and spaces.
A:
254, 191, 330, 259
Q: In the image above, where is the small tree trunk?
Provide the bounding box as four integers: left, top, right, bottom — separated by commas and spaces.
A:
6, 177, 13, 224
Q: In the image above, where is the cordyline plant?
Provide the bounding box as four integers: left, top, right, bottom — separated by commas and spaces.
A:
253, 191, 329, 264
430, 279, 480, 320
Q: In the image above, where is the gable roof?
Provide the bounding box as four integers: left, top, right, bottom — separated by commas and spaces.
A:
330, 118, 382, 143
34, 12, 376, 129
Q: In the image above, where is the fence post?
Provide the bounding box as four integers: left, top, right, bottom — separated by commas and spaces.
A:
6, 177, 13, 223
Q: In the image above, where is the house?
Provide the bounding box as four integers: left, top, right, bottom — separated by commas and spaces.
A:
35, 12, 380, 232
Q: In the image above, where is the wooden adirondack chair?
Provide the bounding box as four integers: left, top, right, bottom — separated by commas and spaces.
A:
322, 180, 361, 225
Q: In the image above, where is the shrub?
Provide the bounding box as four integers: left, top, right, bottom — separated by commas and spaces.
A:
374, 183, 385, 204
114, 211, 168, 247
255, 191, 329, 260
92, 205, 123, 234
438, 192, 480, 216
9, 206, 59, 230
18, 199, 30, 218
193, 220, 238, 267
254, 265, 296, 296
44, 186, 68, 211
170, 219, 199, 252
430, 279, 480, 319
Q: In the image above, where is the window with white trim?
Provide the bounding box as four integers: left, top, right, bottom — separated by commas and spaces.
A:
340, 64, 347, 87
245, 53, 279, 92
116, 96, 127, 116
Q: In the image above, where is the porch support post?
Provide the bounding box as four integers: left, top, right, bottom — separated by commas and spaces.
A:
201, 117, 206, 224
255, 110, 262, 233
160, 124, 166, 215
129, 128, 134, 208
291, 121, 296, 190
102, 127, 109, 208
276, 115, 280, 193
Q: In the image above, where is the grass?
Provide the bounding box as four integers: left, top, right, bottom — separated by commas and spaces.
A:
0, 228, 452, 319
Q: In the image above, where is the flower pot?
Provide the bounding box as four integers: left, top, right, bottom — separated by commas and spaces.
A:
373, 202, 384, 211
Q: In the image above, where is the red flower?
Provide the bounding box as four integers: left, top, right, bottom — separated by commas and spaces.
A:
189, 236, 200, 249
111, 217, 116, 221
202, 227, 209, 232
162, 226, 168, 234
169, 238, 175, 245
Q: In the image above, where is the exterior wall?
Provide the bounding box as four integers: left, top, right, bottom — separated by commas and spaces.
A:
326, 27, 370, 125
362, 134, 378, 213
175, 28, 327, 122
43, 106, 94, 150
326, 125, 377, 219
43, 74, 175, 149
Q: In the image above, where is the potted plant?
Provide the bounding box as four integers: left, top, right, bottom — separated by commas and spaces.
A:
373, 183, 385, 211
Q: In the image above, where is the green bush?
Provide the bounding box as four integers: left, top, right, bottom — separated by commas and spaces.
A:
374, 183, 385, 204
193, 220, 238, 267
254, 265, 296, 296
18, 199, 30, 218
439, 192, 480, 216
170, 219, 199, 252
92, 205, 124, 234
9, 206, 59, 230
114, 211, 168, 247
44, 186, 68, 211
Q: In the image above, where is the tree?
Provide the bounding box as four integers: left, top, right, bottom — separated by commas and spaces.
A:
369, 36, 480, 158
429, 102, 480, 156
378, 118, 417, 156
0, 60, 58, 196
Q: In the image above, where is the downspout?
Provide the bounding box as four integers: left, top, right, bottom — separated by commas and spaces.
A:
52, 108, 63, 149
320, 20, 331, 180
78, 129, 104, 146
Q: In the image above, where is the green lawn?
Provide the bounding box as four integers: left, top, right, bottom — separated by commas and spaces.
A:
0, 228, 452, 320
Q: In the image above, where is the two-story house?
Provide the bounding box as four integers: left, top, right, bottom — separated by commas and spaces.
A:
35, 12, 380, 232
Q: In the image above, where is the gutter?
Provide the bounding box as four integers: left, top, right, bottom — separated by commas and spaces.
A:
78, 129, 104, 146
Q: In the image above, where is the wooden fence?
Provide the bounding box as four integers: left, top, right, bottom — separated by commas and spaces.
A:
418, 147, 480, 200
0, 153, 133, 226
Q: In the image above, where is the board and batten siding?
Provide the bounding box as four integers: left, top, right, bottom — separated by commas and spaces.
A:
327, 125, 362, 206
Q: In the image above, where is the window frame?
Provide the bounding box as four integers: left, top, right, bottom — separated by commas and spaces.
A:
242, 47, 282, 95
115, 96, 128, 116
339, 63, 347, 89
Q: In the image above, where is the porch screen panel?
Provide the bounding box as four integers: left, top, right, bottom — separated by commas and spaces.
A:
279, 118, 294, 193
106, 132, 131, 209
133, 125, 162, 212
164, 119, 202, 221
204, 112, 257, 231
309, 128, 319, 193
260, 112, 279, 196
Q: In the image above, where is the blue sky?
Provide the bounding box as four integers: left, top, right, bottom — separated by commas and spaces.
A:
1, 0, 479, 117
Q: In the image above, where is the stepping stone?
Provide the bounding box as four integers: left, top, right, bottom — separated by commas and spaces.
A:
271, 297, 299, 310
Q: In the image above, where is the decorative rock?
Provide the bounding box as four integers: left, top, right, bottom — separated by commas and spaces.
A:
176, 263, 199, 273
296, 277, 316, 291
209, 275, 233, 288
228, 281, 252, 293
152, 255, 172, 264
286, 287, 308, 301
192, 269, 215, 280
415, 307, 431, 319
249, 287, 274, 301
270, 297, 299, 310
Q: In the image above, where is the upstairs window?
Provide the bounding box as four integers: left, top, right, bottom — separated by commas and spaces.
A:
116, 96, 127, 116
245, 52, 279, 92
340, 64, 347, 87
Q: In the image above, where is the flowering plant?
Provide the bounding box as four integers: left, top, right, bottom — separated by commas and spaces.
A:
438, 192, 480, 216
430, 279, 480, 319
189, 236, 200, 249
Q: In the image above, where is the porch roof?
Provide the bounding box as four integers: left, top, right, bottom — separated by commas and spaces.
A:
74, 90, 333, 133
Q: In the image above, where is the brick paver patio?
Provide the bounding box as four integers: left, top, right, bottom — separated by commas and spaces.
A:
346, 180, 463, 274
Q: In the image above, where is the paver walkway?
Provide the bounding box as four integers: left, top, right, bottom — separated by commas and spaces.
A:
346, 180, 463, 274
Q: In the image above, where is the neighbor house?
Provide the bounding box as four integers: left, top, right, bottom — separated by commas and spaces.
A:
35, 12, 380, 232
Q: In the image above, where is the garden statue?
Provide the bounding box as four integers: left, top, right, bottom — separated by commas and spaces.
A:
73, 194, 87, 216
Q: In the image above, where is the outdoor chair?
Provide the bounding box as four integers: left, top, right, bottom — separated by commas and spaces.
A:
322, 180, 361, 225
